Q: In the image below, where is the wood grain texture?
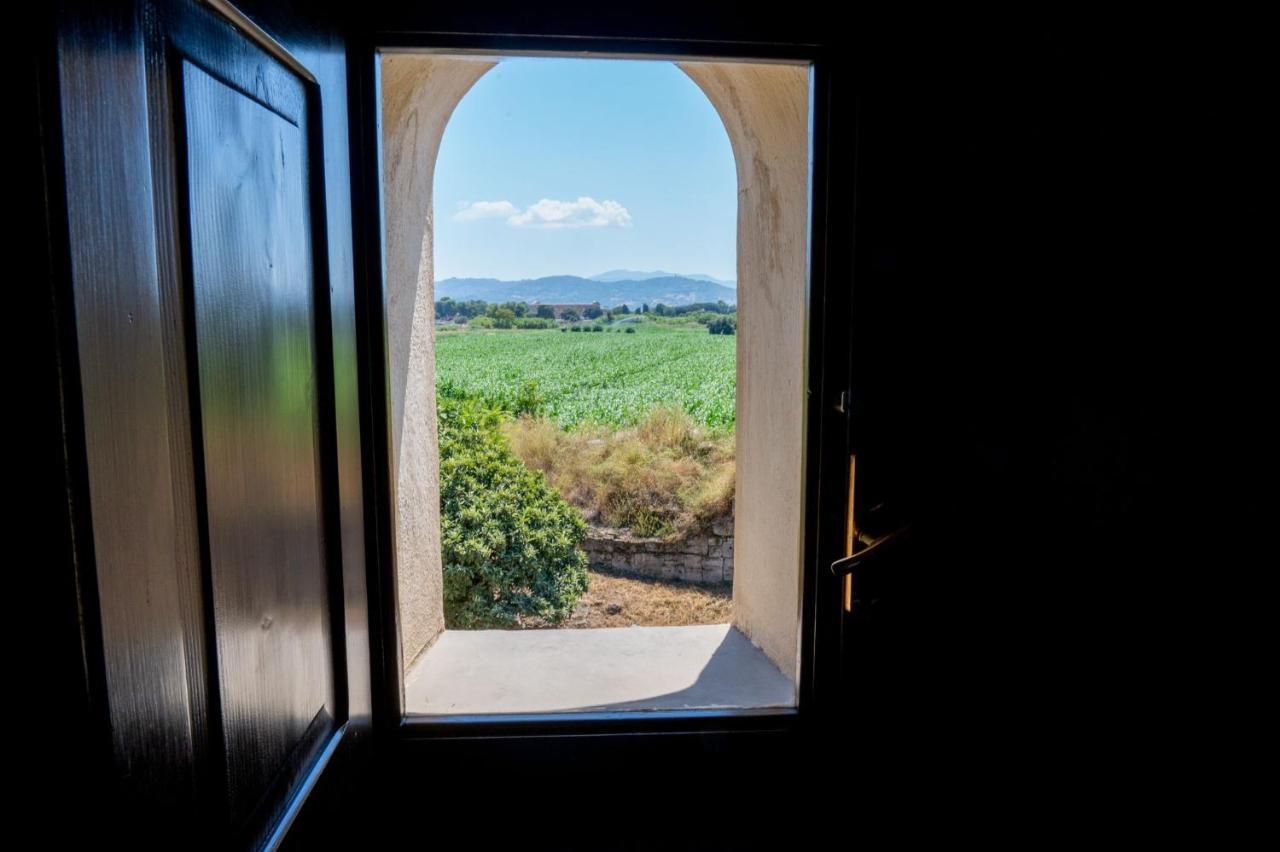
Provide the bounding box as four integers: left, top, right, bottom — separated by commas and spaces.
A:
50, 1, 369, 844
181, 58, 334, 828
202, 0, 373, 739
56, 0, 198, 806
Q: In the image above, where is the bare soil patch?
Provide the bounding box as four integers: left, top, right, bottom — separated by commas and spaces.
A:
519, 566, 732, 629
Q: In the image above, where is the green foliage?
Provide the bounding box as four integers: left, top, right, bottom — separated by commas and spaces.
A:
708, 316, 737, 335
435, 297, 488, 321
469, 315, 495, 329
436, 392, 589, 628
437, 324, 735, 428
560, 309, 580, 322
513, 379, 545, 416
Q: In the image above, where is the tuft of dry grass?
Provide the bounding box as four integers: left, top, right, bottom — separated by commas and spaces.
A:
518, 567, 732, 629
504, 406, 734, 539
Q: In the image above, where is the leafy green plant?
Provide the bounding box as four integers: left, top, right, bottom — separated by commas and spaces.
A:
437, 392, 589, 628
708, 316, 736, 335
489, 306, 517, 329
513, 379, 545, 417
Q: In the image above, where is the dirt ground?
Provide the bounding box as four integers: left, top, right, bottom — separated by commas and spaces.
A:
519, 566, 732, 629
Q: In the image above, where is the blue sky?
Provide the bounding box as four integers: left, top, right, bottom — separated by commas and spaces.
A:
432, 57, 737, 283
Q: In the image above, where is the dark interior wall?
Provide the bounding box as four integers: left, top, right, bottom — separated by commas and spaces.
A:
348, 4, 1165, 840
23, 1, 1190, 844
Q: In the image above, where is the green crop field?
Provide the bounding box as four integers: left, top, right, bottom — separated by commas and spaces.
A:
435, 324, 736, 429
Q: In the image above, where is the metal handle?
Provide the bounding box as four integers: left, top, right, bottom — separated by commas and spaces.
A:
829, 525, 910, 576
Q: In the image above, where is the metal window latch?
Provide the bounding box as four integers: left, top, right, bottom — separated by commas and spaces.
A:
829, 525, 911, 577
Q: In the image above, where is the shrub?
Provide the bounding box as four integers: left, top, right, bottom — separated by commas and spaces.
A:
437, 393, 589, 628
591, 325, 603, 332
490, 307, 516, 329
708, 316, 736, 335
469, 315, 495, 329
624, 327, 636, 334
570, 325, 582, 332
504, 406, 735, 540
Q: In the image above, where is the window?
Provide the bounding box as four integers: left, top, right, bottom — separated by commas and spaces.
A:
377, 50, 812, 716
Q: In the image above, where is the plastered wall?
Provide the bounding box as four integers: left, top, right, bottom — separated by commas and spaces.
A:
381, 54, 496, 671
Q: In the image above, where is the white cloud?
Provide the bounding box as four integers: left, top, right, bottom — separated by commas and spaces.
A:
453, 200, 519, 222
452, 196, 633, 229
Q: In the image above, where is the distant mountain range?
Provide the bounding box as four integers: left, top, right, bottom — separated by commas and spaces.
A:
436, 273, 737, 308
589, 269, 735, 287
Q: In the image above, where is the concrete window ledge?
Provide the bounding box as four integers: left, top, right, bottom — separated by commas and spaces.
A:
404, 624, 796, 715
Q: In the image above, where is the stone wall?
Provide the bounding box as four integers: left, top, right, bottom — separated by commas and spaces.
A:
582, 515, 734, 586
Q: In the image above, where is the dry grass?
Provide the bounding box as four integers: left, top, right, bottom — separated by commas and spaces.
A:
504, 406, 735, 539
518, 567, 732, 629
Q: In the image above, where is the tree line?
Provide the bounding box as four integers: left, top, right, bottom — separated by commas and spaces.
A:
435, 297, 736, 333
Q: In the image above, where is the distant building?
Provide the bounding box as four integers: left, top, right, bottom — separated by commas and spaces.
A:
529, 301, 601, 319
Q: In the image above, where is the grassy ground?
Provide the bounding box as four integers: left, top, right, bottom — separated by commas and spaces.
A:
519, 567, 732, 629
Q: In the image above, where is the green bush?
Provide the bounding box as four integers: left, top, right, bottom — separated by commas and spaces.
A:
624, 327, 636, 334
436, 392, 589, 628
708, 316, 736, 335
469, 315, 495, 329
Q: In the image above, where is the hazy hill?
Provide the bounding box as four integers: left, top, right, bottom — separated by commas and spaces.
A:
589, 269, 735, 287
436, 274, 737, 307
